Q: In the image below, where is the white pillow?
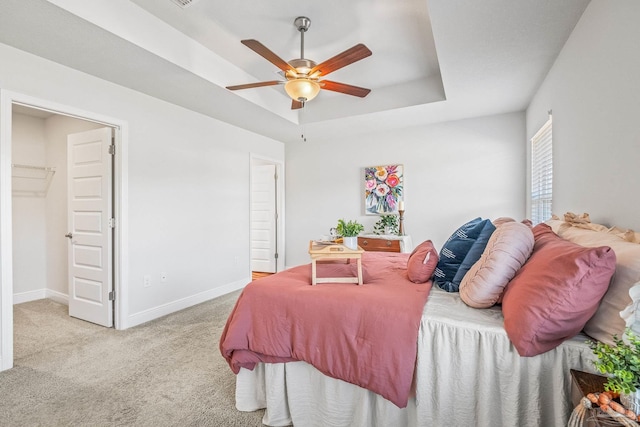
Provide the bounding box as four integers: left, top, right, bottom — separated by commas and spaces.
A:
460, 222, 534, 308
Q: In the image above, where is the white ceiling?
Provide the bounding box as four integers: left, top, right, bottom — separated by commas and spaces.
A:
130, 0, 445, 123
0, 0, 590, 143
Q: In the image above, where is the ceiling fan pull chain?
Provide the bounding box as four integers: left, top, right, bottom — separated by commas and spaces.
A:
300, 107, 307, 142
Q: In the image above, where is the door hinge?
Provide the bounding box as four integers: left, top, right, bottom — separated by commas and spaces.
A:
108, 291, 115, 301
108, 145, 115, 155
274, 253, 279, 259
109, 218, 116, 228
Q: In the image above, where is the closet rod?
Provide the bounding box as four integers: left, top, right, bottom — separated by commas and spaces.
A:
11, 163, 55, 171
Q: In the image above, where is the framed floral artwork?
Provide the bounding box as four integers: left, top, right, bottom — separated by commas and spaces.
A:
364, 164, 404, 215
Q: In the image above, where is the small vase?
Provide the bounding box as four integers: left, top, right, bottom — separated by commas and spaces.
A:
343, 236, 358, 250
621, 389, 640, 414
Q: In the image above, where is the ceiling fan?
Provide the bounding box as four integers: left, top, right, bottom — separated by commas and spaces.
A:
226, 16, 372, 110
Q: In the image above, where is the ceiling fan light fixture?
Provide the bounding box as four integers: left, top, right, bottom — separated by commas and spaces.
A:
226, 17, 372, 109
285, 78, 320, 103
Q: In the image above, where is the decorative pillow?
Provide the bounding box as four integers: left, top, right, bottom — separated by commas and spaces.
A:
547, 220, 640, 344
453, 220, 496, 286
609, 226, 640, 243
620, 281, 640, 335
459, 222, 534, 308
502, 224, 616, 357
406, 240, 439, 283
493, 217, 516, 227
433, 218, 495, 292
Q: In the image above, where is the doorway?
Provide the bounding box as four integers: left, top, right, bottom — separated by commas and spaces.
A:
250, 155, 285, 276
0, 91, 127, 371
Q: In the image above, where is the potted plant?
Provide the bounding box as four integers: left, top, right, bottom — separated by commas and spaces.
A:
373, 215, 399, 235
589, 328, 640, 411
336, 219, 364, 250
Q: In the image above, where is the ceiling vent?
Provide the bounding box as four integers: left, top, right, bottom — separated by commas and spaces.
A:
170, 0, 199, 8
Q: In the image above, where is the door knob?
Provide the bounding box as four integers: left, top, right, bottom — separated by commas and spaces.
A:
65, 232, 73, 239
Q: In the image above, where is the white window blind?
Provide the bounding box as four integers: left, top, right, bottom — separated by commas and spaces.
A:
531, 117, 553, 225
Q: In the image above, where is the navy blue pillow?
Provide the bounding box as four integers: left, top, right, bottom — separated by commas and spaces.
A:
433, 218, 495, 292
452, 220, 496, 286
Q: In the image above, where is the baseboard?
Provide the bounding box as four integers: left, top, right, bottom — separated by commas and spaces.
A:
13, 289, 46, 305
13, 288, 68, 305
125, 277, 250, 329
46, 289, 69, 305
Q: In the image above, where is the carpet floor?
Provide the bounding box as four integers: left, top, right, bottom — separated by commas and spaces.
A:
0, 290, 267, 426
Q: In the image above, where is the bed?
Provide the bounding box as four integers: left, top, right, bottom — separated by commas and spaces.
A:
220, 217, 640, 427
220, 252, 431, 408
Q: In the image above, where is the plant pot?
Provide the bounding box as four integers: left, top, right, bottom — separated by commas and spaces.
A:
621, 389, 640, 414
343, 236, 358, 250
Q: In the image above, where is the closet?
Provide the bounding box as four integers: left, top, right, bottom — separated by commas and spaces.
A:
11, 106, 102, 307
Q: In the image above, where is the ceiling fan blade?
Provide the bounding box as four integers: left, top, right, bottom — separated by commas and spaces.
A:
241, 39, 296, 73
309, 44, 372, 77
226, 80, 282, 91
291, 100, 304, 110
320, 80, 371, 98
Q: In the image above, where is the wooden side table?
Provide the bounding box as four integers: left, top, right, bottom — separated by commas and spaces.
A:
308, 241, 364, 285
357, 234, 413, 253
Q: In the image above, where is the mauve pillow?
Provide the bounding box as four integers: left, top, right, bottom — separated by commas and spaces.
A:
493, 217, 516, 226
502, 224, 616, 357
546, 220, 640, 345
460, 222, 534, 308
407, 240, 439, 283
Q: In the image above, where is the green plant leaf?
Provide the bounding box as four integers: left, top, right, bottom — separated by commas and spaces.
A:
336, 219, 364, 237
589, 327, 640, 394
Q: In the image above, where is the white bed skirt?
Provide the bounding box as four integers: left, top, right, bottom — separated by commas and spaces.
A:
235, 287, 598, 427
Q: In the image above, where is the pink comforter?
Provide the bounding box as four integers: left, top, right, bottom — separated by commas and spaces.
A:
219, 252, 431, 408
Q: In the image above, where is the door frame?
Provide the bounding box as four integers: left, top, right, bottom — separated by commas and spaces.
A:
250, 154, 285, 274
0, 90, 129, 371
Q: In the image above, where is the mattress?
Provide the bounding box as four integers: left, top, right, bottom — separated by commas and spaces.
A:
235, 285, 597, 427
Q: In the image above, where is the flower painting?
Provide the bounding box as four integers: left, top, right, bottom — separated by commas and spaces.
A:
364, 165, 404, 215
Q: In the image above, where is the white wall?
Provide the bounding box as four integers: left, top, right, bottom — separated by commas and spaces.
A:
0, 42, 285, 328
526, 0, 640, 230
285, 112, 526, 267
11, 113, 47, 297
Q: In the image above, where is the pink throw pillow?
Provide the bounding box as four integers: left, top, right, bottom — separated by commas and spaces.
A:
502, 224, 616, 357
547, 220, 640, 345
460, 222, 534, 308
407, 240, 439, 283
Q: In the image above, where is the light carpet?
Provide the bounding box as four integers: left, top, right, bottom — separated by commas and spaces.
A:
0, 290, 268, 426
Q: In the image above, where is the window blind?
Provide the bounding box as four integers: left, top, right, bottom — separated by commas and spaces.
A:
531, 118, 552, 225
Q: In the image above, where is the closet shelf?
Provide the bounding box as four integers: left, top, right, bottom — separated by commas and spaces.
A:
11, 163, 56, 197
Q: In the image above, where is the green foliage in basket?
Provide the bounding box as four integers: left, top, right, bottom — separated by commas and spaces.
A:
373, 215, 399, 235
589, 328, 640, 394
336, 219, 364, 237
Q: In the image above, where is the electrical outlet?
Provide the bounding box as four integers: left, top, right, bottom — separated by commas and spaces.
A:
143, 274, 151, 287
160, 272, 168, 282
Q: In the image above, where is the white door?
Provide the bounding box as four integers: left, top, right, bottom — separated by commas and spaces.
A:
67, 127, 113, 327
251, 164, 277, 273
